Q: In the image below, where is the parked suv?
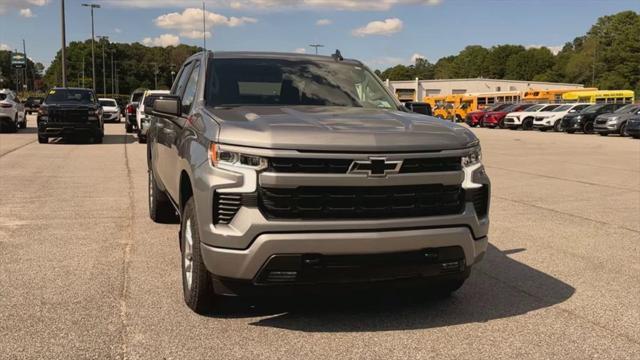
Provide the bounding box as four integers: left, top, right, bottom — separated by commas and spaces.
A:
125, 89, 145, 133
37, 88, 103, 143
136, 90, 169, 143
465, 103, 511, 127
593, 104, 640, 136
147, 52, 490, 313
24, 96, 44, 115
625, 110, 640, 139
98, 98, 121, 123
562, 103, 627, 134
0, 89, 26, 132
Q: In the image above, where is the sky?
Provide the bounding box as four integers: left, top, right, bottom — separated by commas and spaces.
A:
0, 0, 638, 70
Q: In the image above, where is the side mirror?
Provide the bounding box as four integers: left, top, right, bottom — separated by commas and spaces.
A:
152, 96, 181, 117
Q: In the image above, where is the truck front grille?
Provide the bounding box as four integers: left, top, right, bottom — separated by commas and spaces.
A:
267, 157, 461, 174
48, 109, 88, 123
258, 185, 464, 220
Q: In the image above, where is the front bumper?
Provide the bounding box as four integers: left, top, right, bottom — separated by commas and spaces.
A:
594, 122, 618, 133
38, 121, 101, 137
190, 146, 491, 283
102, 112, 119, 122
504, 117, 521, 128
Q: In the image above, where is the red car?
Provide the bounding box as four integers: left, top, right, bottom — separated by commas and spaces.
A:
466, 103, 512, 127
484, 103, 536, 128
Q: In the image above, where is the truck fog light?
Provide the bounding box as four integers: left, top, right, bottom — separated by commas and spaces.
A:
265, 271, 298, 282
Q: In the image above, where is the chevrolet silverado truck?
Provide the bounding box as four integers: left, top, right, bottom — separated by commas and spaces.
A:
147, 51, 491, 313
37, 87, 103, 144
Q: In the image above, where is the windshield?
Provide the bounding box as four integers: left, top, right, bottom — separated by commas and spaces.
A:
614, 104, 639, 113
540, 104, 560, 111
205, 58, 399, 110
486, 103, 512, 111
143, 95, 164, 107
99, 99, 117, 107
581, 104, 604, 113
45, 89, 96, 104
527, 104, 545, 112
131, 93, 144, 103
552, 105, 572, 112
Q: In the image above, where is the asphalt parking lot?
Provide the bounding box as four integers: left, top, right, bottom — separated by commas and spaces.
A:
1, 115, 639, 359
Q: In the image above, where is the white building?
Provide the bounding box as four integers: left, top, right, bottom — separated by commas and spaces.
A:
385, 78, 584, 102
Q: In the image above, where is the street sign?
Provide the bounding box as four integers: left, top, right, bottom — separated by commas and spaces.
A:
11, 53, 26, 69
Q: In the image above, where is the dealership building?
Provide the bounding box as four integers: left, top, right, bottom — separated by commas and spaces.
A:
385, 78, 585, 101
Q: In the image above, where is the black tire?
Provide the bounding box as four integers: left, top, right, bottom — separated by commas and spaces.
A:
125, 123, 132, 133
19, 114, 27, 129
553, 120, 563, 132
583, 122, 594, 134
619, 122, 627, 137
148, 168, 178, 223
498, 119, 505, 129
94, 135, 103, 144
138, 133, 147, 144
599, 132, 608, 137
567, 130, 575, 134
632, 135, 640, 139
37, 135, 48, 144
181, 197, 216, 314
522, 117, 534, 131
539, 128, 547, 132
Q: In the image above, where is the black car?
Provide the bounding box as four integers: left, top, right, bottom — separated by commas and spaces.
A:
626, 112, 640, 139
37, 88, 104, 144
24, 96, 44, 114
561, 103, 628, 134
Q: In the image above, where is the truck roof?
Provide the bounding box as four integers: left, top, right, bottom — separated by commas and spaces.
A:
186, 51, 363, 66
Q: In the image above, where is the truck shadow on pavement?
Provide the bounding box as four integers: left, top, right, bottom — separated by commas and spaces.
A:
215, 244, 575, 332
48, 134, 136, 145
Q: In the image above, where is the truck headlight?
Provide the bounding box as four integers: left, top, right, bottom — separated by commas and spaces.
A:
606, 117, 618, 124
210, 144, 268, 170
462, 147, 482, 168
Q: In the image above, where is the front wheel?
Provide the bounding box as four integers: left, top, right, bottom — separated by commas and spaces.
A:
498, 119, 505, 129
125, 123, 132, 133
37, 135, 48, 144
522, 117, 533, 131
619, 122, 627, 137
553, 120, 563, 132
583, 122, 594, 134
181, 197, 216, 314
599, 132, 608, 137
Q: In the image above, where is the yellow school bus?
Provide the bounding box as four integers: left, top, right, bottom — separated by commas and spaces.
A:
562, 90, 635, 104
522, 88, 597, 103
466, 91, 521, 110
423, 95, 449, 118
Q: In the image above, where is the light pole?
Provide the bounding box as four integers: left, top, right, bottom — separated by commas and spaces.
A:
82, 3, 100, 93
309, 44, 324, 55
98, 36, 108, 96
60, 0, 67, 87
110, 50, 115, 95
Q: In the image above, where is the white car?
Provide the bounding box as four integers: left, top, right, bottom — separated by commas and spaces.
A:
136, 90, 169, 143
503, 104, 560, 130
98, 98, 121, 123
0, 89, 26, 132
533, 103, 592, 132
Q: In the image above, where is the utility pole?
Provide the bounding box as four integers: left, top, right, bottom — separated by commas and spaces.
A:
110, 50, 114, 95
114, 62, 119, 95
152, 63, 159, 89
309, 44, 324, 55
22, 39, 28, 91
82, 3, 100, 93
98, 36, 108, 96
82, 57, 85, 88
202, 1, 207, 51
60, 0, 67, 87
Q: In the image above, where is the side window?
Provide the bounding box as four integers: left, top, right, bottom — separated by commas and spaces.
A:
172, 62, 193, 97
181, 62, 200, 115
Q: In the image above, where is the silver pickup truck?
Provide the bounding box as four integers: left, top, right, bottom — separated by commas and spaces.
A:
146, 51, 491, 313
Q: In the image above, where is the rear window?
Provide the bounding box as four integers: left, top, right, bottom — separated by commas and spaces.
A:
143, 95, 164, 107
572, 104, 591, 112
99, 100, 117, 107
131, 93, 144, 102
45, 89, 96, 104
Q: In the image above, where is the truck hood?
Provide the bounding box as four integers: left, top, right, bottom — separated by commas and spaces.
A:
209, 106, 478, 152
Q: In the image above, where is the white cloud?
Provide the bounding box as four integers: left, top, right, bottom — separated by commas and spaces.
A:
525, 44, 563, 55
0, 0, 48, 14
154, 8, 257, 39
316, 18, 332, 26
352, 18, 403, 37
0, 43, 12, 51
411, 53, 428, 63
19, 8, 36, 18
99, 0, 442, 11
114, 28, 122, 33
294, 47, 306, 53
142, 34, 181, 47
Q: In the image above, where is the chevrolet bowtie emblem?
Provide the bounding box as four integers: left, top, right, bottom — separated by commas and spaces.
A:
347, 158, 403, 177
